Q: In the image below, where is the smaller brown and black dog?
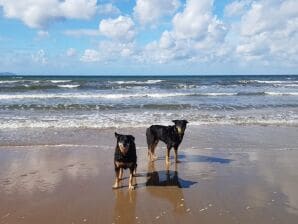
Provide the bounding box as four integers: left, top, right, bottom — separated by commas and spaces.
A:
146, 120, 188, 163
113, 132, 137, 190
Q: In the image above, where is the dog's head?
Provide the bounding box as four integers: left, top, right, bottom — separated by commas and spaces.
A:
172, 120, 188, 135
115, 132, 135, 155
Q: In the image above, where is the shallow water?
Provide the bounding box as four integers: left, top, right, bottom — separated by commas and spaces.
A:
0, 126, 298, 224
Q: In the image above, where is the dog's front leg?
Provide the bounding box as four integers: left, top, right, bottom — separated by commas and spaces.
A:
119, 168, 123, 180
128, 168, 135, 190
113, 167, 121, 189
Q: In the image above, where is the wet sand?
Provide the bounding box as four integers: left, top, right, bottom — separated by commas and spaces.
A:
0, 125, 298, 224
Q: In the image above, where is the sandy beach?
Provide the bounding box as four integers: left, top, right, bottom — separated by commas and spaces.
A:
0, 125, 298, 223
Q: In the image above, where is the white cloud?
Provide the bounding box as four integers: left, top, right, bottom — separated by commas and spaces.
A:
32, 49, 48, 64
143, 0, 228, 63
224, 0, 252, 17
98, 3, 121, 15
80, 49, 101, 62
172, 0, 216, 40
233, 0, 298, 65
99, 16, 136, 42
240, 1, 298, 36
133, 0, 180, 25
37, 30, 49, 38
64, 29, 100, 37
67, 16, 137, 61
0, 0, 98, 29
66, 48, 77, 57
99, 41, 136, 58
140, 0, 298, 69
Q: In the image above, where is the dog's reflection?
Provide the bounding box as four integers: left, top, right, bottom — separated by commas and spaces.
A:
146, 163, 181, 187
145, 163, 195, 214
113, 189, 137, 224
146, 162, 196, 188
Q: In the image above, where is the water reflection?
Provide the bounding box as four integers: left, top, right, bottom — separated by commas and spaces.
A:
113, 189, 137, 224
145, 163, 196, 215
0, 149, 101, 195
146, 163, 197, 188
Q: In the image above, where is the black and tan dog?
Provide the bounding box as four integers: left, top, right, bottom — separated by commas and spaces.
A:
113, 132, 137, 190
146, 120, 188, 163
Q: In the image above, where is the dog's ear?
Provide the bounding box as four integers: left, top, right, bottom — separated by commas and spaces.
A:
172, 120, 178, 124
129, 135, 135, 141
115, 132, 120, 138
184, 120, 189, 124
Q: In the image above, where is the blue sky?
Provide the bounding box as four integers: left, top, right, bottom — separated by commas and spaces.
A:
0, 0, 297, 75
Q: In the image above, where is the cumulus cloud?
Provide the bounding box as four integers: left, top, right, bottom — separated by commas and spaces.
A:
99, 16, 136, 42
0, 0, 98, 29
240, 0, 298, 36
64, 29, 100, 37
66, 48, 77, 57
80, 49, 101, 62
224, 0, 252, 17
37, 30, 49, 38
32, 49, 48, 64
100, 41, 136, 58
233, 0, 298, 65
80, 15, 137, 63
98, 3, 121, 16
133, 0, 180, 25
143, 0, 228, 63
172, 0, 214, 40
5, 0, 297, 71
141, 0, 298, 69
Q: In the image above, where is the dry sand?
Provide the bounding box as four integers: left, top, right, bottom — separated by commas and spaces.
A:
0, 125, 298, 223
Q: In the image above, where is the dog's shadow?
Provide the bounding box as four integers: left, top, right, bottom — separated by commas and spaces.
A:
156, 154, 232, 164
178, 154, 233, 164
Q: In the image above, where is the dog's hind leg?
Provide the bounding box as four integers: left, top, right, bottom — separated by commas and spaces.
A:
166, 146, 171, 164
174, 147, 181, 163
146, 128, 156, 162
148, 143, 158, 162
150, 140, 159, 161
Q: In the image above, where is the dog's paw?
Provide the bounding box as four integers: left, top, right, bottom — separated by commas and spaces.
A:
150, 157, 157, 162
112, 183, 120, 189
128, 185, 135, 190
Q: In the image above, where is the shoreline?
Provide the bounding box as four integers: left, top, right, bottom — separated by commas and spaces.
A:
0, 125, 298, 223
1, 124, 297, 148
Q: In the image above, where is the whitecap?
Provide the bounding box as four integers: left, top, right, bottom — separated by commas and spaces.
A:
265, 92, 298, 96
57, 84, 80, 88
50, 80, 72, 83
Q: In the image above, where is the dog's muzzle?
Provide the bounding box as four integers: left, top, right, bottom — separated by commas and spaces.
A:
177, 127, 183, 134
118, 143, 128, 155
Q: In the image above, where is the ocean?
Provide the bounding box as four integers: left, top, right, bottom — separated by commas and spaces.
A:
0, 75, 297, 129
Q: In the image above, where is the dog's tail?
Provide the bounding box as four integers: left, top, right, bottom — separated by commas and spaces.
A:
146, 127, 152, 149
146, 127, 153, 158
147, 126, 158, 155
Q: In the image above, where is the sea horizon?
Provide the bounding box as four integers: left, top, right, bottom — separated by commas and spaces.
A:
1, 74, 298, 77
